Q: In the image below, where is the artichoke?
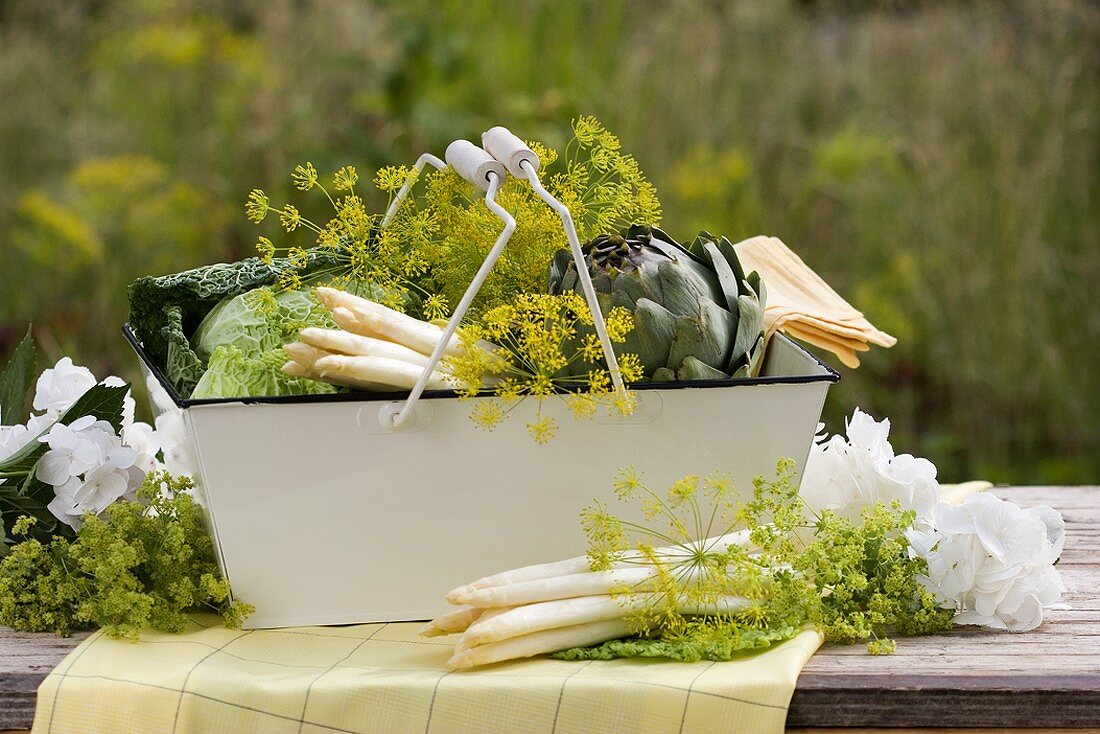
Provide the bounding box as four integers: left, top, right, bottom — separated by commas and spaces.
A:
548, 225, 767, 381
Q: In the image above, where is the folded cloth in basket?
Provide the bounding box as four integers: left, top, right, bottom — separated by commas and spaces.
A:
733, 236, 896, 368
32, 614, 822, 734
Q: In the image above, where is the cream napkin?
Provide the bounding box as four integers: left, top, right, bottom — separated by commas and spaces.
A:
733, 236, 896, 367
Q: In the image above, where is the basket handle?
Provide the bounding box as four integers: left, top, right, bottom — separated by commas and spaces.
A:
482, 126, 627, 400
390, 141, 515, 428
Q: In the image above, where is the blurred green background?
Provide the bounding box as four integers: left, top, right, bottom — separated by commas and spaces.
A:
0, 0, 1096, 483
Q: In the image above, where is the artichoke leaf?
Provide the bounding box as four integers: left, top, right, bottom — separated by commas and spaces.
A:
699, 240, 742, 312
656, 259, 724, 319
547, 250, 573, 293
560, 266, 579, 294
652, 367, 677, 382
746, 334, 767, 378
729, 293, 764, 374
667, 297, 736, 372
591, 270, 613, 294
628, 298, 677, 373
715, 235, 748, 285
677, 356, 730, 381
612, 269, 649, 307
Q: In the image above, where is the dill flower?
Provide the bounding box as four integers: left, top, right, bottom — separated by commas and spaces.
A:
255, 236, 275, 265
449, 293, 639, 440
279, 204, 302, 232
333, 165, 359, 191
245, 189, 270, 223
292, 162, 318, 191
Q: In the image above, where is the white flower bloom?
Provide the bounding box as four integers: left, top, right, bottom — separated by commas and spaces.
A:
35, 416, 103, 485
154, 411, 195, 477
1, 423, 32, 463
906, 492, 1066, 632
123, 421, 162, 474
32, 357, 97, 415
74, 464, 131, 514
800, 408, 940, 522
35, 414, 146, 521
47, 476, 85, 529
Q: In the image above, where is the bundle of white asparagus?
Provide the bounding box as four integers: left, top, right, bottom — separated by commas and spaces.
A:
420, 531, 752, 670
283, 287, 480, 392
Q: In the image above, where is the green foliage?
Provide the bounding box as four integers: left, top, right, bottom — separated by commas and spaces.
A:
0, 326, 36, 426
0, 471, 252, 638
554, 459, 953, 662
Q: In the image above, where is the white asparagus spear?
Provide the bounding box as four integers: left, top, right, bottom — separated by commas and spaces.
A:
314, 354, 454, 392
451, 607, 514, 653
448, 619, 631, 670
298, 327, 433, 368
315, 287, 461, 358
314, 286, 393, 317
417, 607, 487, 638
284, 341, 331, 370
448, 567, 658, 608
459, 593, 751, 648
285, 343, 395, 391
281, 360, 320, 380
447, 530, 752, 599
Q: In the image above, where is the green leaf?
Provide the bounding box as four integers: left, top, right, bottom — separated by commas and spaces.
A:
0, 326, 36, 426
59, 383, 129, 433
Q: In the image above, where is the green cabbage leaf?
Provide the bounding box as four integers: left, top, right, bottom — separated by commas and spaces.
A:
189, 287, 339, 400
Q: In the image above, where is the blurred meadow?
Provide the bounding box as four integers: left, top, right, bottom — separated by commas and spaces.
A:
0, 0, 1097, 483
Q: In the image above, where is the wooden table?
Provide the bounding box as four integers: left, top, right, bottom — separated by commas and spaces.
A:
2, 486, 1097, 732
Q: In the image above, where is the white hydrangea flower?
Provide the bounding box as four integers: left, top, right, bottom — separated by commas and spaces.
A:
35, 415, 148, 529
800, 408, 940, 522
73, 464, 132, 515
1, 423, 32, 463
35, 416, 106, 485
32, 357, 97, 415
906, 492, 1065, 632
46, 476, 85, 529
123, 421, 163, 475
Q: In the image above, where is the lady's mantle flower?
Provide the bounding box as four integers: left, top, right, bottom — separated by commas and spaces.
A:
800, 408, 940, 522
906, 492, 1065, 631
32, 357, 97, 415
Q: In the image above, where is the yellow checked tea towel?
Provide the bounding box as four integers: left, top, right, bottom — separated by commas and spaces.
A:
733, 236, 896, 368
33, 615, 822, 734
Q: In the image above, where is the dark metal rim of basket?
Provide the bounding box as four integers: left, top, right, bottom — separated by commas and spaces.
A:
123, 323, 840, 410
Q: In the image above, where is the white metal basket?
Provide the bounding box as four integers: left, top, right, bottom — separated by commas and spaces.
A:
127, 328, 836, 628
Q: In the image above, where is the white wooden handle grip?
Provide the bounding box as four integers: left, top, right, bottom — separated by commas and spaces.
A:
482, 126, 540, 178
445, 140, 506, 191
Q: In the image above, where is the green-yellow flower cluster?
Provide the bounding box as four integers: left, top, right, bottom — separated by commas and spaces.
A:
448, 292, 642, 443
0, 471, 252, 638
